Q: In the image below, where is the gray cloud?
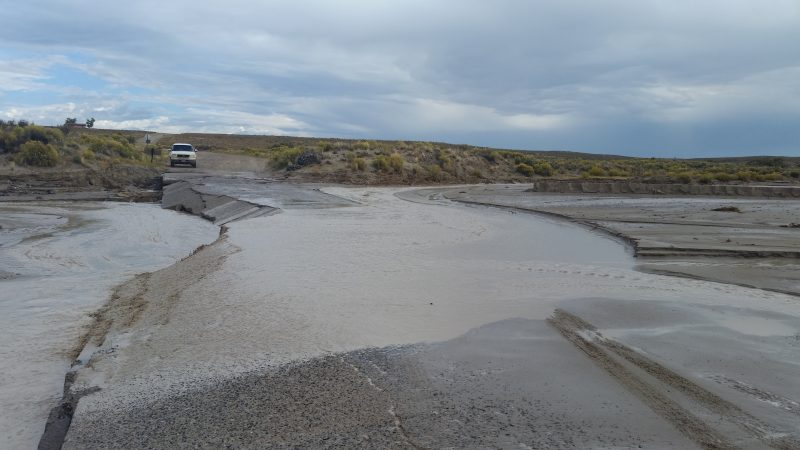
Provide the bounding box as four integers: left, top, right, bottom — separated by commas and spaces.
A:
1, 0, 798, 156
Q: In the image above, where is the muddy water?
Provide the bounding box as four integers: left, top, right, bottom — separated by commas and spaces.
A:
75, 186, 800, 412
0, 202, 218, 449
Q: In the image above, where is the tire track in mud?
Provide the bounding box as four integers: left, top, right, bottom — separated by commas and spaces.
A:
548, 309, 799, 450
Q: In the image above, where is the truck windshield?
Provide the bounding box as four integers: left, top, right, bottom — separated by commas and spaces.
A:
172, 145, 194, 152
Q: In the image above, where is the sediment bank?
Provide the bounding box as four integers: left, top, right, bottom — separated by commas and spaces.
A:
529, 180, 800, 197
441, 184, 800, 295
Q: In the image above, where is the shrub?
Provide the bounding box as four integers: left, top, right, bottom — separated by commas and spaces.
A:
673, 171, 693, 183
516, 163, 534, 177
427, 164, 442, 180
789, 171, 800, 179
481, 150, 501, 162
388, 153, 404, 172
15, 141, 59, 167
352, 157, 366, 171
607, 168, 630, 178
81, 134, 141, 160
713, 172, 734, 182
698, 174, 713, 184
268, 146, 304, 169
372, 155, 391, 171
434, 149, 453, 171
2, 125, 63, 152
586, 166, 606, 177
533, 162, 554, 176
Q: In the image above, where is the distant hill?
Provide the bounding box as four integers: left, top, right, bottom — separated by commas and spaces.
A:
153, 132, 799, 185
2, 124, 796, 186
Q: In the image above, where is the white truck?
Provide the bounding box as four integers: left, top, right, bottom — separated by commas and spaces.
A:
169, 143, 197, 168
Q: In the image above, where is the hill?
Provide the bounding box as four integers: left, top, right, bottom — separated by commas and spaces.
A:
1, 122, 798, 187
154, 132, 800, 185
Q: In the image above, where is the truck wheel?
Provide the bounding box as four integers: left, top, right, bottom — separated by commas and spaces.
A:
192, 162, 197, 168
170, 161, 175, 167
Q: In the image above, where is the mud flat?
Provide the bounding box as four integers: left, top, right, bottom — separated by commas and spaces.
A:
439, 184, 800, 296
61, 185, 800, 448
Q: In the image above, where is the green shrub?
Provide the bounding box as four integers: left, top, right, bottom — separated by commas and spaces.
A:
713, 172, 734, 182
268, 146, 304, 169
427, 164, 442, 180
673, 171, 693, 183
480, 150, 501, 162
789, 171, 800, 179
434, 149, 453, 171
81, 134, 141, 160
698, 174, 713, 184
1, 125, 63, 152
607, 168, 630, 178
352, 157, 366, 171
586, 166, 606, 177
372, 155, 390, 171
533, 162, 554, 176
15, 141, 59, 167
388, 153, 404, 172
516, 163, 534, 176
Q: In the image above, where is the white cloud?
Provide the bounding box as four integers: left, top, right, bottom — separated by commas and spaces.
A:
403, 98, 570, 132
0, 0, 798, 155
95, 116, 171, 131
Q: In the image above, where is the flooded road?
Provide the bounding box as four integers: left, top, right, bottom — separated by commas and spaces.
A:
5, 170, 796, 448
0, 202, 218, 449
63, 184, 800, 448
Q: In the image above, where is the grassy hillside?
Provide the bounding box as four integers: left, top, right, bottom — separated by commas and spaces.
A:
156, 132, 800, 185
0, 121, 161, 172
1, 122, 796, 186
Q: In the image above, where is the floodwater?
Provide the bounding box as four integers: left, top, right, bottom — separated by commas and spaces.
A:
0, 202, 218, 449
73, 187, 800, 418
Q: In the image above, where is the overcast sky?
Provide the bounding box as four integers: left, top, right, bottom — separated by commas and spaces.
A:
1, 1, 799, 157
